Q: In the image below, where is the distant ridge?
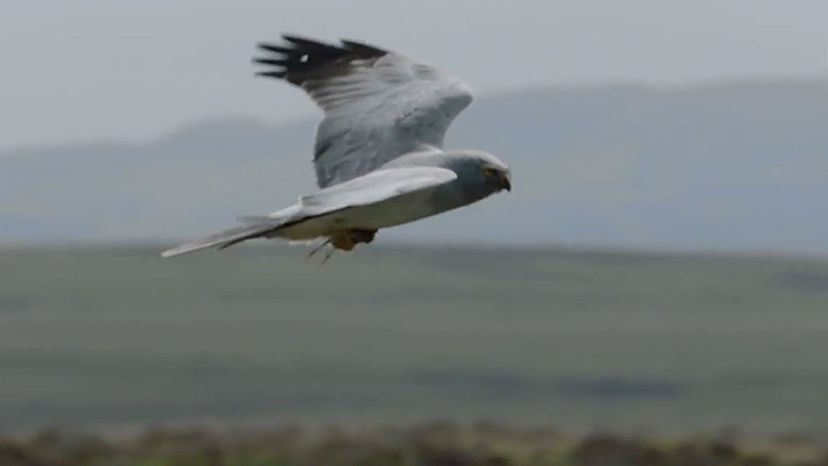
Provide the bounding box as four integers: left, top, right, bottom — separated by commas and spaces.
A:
1, 78, 826, 254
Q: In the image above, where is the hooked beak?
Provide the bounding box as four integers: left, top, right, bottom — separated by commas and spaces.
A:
500, 173, 512, 192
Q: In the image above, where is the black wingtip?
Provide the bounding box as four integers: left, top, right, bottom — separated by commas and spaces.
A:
257, 42, 293, 55
253, 34, 388, 85
340, 39, 386, 55
281, 34, 337, 50
280, 33, 307, 43
252, 57, 288, 66
255, 71, 286, 79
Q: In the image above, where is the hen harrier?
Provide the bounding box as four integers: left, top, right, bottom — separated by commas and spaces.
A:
162, 35, 511, 259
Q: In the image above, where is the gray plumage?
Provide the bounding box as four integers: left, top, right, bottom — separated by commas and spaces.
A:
162, 35, 511, 258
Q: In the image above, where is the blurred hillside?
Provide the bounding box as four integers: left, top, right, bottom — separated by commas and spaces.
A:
3, 246, 828, 434
1, 78, 826, 253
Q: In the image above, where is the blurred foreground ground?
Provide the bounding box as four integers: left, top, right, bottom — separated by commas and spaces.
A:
1, 246, 827, 437
2, 423, 828, 466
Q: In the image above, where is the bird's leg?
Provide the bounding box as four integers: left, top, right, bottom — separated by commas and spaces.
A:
306, 238, 332, 259
306, 232, 353, 264
322, 247, 336, 263
309, 230, 378, 263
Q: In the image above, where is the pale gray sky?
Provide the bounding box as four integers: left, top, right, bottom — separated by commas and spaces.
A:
1, 0, 825, 150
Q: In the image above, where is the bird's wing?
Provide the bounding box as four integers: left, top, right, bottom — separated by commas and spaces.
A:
254, 35, 474, 188
299, 166, 457, 212
161, 167, 456, 258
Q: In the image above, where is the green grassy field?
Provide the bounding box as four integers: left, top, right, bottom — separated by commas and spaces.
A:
1, 246, 827, 435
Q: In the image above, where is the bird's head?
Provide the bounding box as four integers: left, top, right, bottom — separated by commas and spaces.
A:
442, 150, 511, 202
480, 161, 511, 193
467, 150, 511, 193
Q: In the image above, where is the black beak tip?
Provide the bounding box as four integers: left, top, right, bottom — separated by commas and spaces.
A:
502, 178, 512, 192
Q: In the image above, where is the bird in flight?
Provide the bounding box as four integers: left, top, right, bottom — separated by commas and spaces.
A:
162, 35, 511, 260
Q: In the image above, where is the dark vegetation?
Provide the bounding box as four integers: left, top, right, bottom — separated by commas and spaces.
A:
2, 423, 827, 466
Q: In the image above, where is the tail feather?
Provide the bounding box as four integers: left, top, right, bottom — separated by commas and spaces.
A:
161, 220, 282, 258
162, 205, 305, 258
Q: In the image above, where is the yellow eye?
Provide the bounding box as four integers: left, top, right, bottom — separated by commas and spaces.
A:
482, 168, 497, 177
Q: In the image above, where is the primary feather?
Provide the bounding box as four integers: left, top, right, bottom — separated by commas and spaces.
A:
253, 35, 474, 187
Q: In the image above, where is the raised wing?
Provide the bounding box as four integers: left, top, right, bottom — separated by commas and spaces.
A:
254, 35, 474, 188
